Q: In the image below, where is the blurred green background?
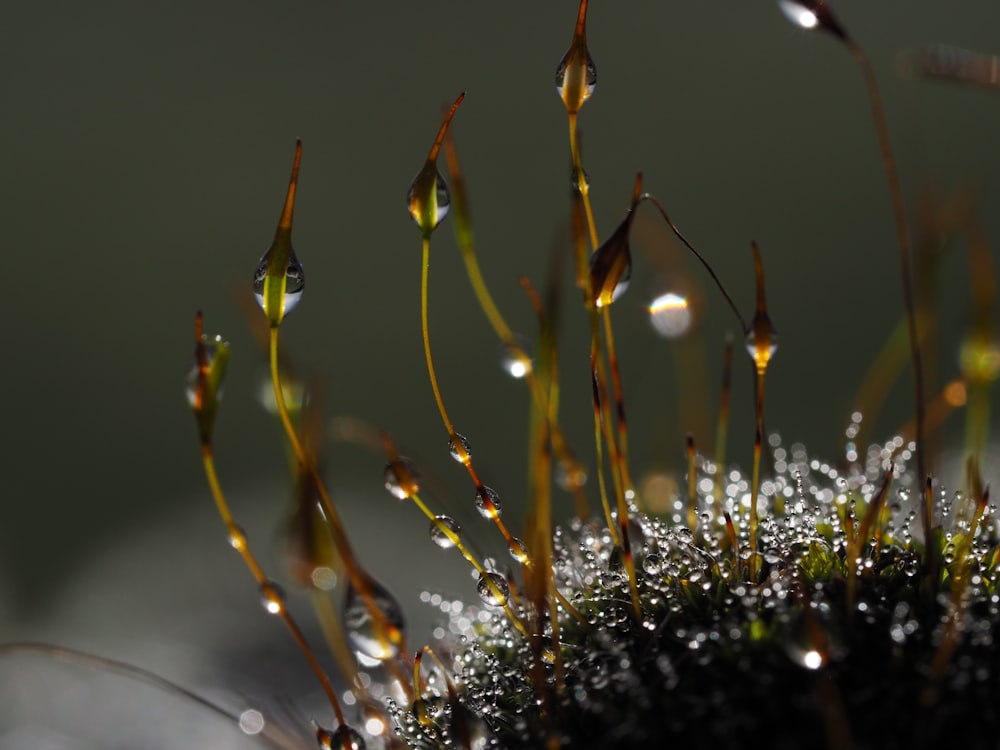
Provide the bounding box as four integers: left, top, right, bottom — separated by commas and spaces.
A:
2, 0, 999, 738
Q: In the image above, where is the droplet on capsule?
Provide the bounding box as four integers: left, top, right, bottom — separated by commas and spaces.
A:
477, 571, 511, 607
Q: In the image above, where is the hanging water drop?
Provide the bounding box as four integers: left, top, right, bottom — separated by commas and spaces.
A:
384, 456, 422, 500
477, 571, 510, 607
775, 0, 848, 39
448, 432, 472, 464
343, 575, 406, 661
475, 486, 503, 519
430, 515, 461, 549
407, 170, 451, 231
253, 250, 305, 318
555, 49, 597, 101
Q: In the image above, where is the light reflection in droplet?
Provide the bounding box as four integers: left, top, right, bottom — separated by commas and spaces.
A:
778, 1, 819, 29
648, 293, 692, 338
239, 709, 265, 735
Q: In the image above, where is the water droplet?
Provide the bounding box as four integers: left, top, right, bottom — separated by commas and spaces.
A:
477, 571, 510, 607
555, 48, 597, 103
776, 0, 847, 38
508, 537, 529, 564
430, 515, 461, 548
228, 524, 247, 551
343, 575, 406, 661
777, 0, 820, 29
407, 170, 451, 230
499, 337, 533, 379
384, 457, 422, 500
648, 292, 693, 338
259, 580, 286, 615
475, 486, 502, 519
571, 165, 591, 193
745, 321, 778, 372
253, 249, 305, 318
316, 724, 367, 750
448, 432, 472, 464
185, 335, 228, 407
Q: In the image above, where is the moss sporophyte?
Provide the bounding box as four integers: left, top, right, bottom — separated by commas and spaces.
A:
7, 1, 1000, 748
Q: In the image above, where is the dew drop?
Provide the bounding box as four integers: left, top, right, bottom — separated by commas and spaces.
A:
343, 576, 406, 661
475, 486, 502, 519
259, 580, 286, 615
228, 524, 248, 551
448, 432, 472, 464
406, 170, 451, 230
508, 537, 529, 564
648, 292, 693, 338
184, 335, 227, 408
316, 723, 367, 750
777, 0, 820, 29
745, 321, 778, 371
384, 457, 422, 500
499, 337, 533, 379
253, 249, 305, 317
477, 571, 510, 607
555, 48, 597, 101
430, 515, 461, 549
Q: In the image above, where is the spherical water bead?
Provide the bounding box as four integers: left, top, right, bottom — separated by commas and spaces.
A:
430, 515, 461, 549
448, 432, 472, 464
475, 486, 502, 519
343, 577, 406, 661
406, 170, 451, 230
555, 48, 597, 100
253, 249, 305, 317
477, 572, 510, 607
499, 337, 532, 379
384, 457, 422, 500
648, 292, 693, 339
508, 537, 529, 564
259, 580, 286, 615
316, 724, 366, 750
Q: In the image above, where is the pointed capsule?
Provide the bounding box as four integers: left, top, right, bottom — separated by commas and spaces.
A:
555, 0, 597, 114
745, 242, 778, 374
407, 93, 465, 238
254, 140, 305, 328
187, 311, 230, 446
776, 0, 849, 41
589, 173, 643, 308
284, 469, 340, 589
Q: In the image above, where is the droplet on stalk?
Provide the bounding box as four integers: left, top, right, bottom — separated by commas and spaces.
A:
316, 723, 367, 750
430, 515, 461, 549
187, 311, 230, 446
407, 93, 465, 237
555, 0, 597, 114
477, 571, 511, 607
254, 140, 306, 327
384, 456, 422, 500
744, 242, 778, 374
343, 575, 406, 662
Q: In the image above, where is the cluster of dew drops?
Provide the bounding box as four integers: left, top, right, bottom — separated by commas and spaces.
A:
381, 410, 1000, 748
